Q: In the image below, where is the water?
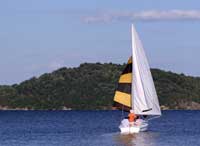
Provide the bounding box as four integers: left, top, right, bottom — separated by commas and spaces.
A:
0, 110, 200, 146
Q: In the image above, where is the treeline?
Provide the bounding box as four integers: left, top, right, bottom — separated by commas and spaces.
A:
0, 63, 200, 110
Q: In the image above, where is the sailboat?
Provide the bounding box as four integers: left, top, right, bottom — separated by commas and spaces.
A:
113, 24, 161, 134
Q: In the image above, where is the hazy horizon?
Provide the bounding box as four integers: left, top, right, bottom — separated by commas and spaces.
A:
0, 0, 200, 84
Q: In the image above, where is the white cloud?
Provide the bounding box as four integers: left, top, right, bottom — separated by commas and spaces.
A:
83, 10, 200, 23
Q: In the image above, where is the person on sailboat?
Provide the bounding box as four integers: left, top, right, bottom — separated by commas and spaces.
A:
128, 110, 137, 126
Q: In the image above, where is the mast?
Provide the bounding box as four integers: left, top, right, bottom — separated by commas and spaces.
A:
131, 25, 135, 111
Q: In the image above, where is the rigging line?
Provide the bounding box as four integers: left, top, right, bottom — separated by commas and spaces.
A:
121, 104, 124, 120
147, 116, 161, 121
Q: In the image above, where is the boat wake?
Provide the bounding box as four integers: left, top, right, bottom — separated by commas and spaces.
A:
113, 131, 160, 146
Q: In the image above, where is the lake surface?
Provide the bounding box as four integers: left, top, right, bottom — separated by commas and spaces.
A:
0, 110, 199, 146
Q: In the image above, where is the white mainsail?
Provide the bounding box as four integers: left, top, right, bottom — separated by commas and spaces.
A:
131, 24, 161, 116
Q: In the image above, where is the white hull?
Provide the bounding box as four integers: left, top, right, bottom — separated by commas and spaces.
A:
119, 119, 148, 134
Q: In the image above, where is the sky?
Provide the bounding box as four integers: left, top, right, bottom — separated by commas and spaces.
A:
0, 0, 200, 85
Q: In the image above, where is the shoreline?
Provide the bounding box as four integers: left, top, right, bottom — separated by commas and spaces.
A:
0, 108, 200, 111
1, 103, 200, 111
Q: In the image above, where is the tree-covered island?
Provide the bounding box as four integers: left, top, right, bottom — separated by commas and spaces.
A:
0, 63, 200, 110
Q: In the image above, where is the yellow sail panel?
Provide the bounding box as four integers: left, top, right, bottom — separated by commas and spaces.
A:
128, 56, 132, 64
114, 91, 131, 107
119, 73, 132, 83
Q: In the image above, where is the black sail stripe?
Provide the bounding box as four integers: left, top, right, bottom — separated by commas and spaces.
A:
122, 63, 132, 75
116, 83, 131, 94
113, 102, 131, 112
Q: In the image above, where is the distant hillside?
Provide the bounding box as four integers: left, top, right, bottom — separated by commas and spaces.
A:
0, 63, 200, 110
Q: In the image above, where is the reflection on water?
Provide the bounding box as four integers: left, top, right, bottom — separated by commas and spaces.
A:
114, 132, 160, 146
